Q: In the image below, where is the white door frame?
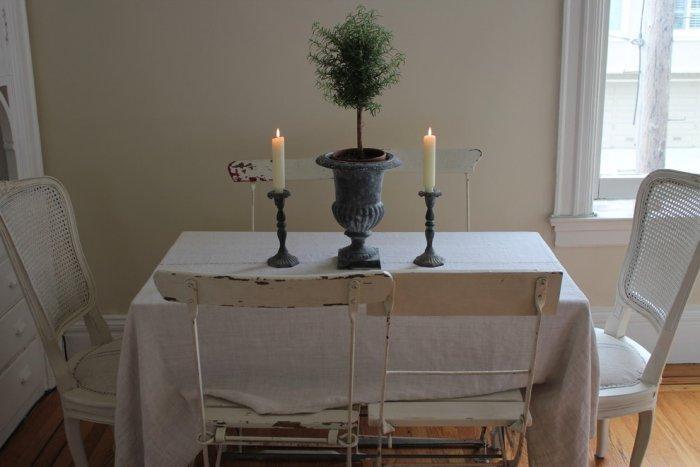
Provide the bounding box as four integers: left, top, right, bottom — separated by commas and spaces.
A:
0, 0, 43, 179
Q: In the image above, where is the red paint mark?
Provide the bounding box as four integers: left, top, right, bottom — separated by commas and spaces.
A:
227, 161, 269, 183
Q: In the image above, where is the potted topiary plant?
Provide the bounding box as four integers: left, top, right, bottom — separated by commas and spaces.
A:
310, 5, 405, 269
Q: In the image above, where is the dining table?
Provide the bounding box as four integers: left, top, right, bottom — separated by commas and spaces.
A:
114, 231, 599, 466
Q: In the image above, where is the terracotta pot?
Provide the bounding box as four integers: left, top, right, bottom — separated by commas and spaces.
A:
330, 147, 388, 163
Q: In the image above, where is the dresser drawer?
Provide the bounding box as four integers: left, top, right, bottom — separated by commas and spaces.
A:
0, 258, 22, 315
0, 339, 46, 431
0, 300, 37, 371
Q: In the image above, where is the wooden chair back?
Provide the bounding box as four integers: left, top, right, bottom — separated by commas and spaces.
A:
389, 271, 562, 317
154, 270, 395, 464
375, 270, 563, 464
154, 270, 395, 309
228, 148, 482, 231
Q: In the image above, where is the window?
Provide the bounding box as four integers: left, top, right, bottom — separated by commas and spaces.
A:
675, 0, 700, 29
552, 0, 700, 246
599, 0, 700, 199
609, 0, 623, 32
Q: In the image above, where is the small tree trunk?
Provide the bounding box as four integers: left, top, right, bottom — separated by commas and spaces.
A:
635, 0, 674, 174
356, 107, 363, 156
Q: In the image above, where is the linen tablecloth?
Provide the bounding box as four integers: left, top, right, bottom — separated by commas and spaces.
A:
115, 231, 598, 466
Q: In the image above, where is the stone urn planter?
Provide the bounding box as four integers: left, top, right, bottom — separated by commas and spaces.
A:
316, 148, 401, 269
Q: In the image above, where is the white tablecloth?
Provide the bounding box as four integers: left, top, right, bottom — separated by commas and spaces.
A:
115, 232, 598, 466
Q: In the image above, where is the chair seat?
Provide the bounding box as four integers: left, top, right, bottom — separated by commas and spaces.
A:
61, 339, 120, 424
68, 338, 121, 396
204, 396, 359, 430
596, 328, 650, 390
367, 389, 527, 428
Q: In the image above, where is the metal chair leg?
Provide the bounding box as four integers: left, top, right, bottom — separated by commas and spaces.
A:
202, 445, 210, 467
595, 418, 610, 458
214, 444, 223, 467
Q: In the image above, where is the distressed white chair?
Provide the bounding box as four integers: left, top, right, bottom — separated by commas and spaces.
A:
595, 169, 700, 466
228, 148, 483, 231
153, 270, 395, 467
368, 270, 563, 465
0, 177, 117, 467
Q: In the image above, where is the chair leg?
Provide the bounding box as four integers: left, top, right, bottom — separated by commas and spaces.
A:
214, 444, 223, 467
202, 445, 210, 467
630, 410, 654, 467
64, 417, 89, 467
595, 418, 610, 459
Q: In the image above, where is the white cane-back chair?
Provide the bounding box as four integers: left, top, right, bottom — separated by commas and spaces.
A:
368, 270, 563, 465
228, 148, 483, 231
0, 177, 117, 467
153, 270, 395, 467
595, 169, 700, 466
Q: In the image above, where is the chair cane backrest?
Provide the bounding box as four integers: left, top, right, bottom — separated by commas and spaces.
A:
607, 170, 700, 384
0, 177, 111, 390
618, 170, 700, 330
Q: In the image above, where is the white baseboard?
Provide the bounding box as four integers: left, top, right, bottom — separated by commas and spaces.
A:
64, 314, 127, 359
591, 306, 700, 363
64, 309, 700, 363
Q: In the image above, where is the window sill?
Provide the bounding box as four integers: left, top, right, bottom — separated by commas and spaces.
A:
550, 200, 634, 247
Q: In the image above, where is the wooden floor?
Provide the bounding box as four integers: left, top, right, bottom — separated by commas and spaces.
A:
2, 386, 700, 466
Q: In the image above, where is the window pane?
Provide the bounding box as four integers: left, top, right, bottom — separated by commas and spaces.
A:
600, 0, 700, 196
693, 0, 700, 28
610, 0, 622, 31
675, 0, 687, 29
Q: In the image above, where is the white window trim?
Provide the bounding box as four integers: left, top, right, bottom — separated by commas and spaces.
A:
551, 199, 633, 247
0, 0, 43, 180
550, 0, 636, 247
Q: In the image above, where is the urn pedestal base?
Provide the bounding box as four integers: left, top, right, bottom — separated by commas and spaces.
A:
337, 233, 380, 269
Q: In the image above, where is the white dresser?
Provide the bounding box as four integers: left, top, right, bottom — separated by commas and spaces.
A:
0, 239, 51, 447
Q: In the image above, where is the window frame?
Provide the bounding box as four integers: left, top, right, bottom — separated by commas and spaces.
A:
553, 0, 610, 219
551, 0, 634, 247
0, 0, 43, 180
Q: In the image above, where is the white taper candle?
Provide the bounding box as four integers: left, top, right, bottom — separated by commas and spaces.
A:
272, 128, 285, 192
422, 127, 436, 192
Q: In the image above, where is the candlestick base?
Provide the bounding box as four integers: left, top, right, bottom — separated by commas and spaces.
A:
267, 189, 299, 269
414, 189, 445, 268
267, 250, 299, 268
413, 250, 445, 268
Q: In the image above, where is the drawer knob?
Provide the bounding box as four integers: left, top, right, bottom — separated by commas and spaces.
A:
14, 320, 26, 336
19, 367, 31, 385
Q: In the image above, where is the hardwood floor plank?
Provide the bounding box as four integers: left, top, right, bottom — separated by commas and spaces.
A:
4, 386, 700, 466
0, 391, 62, 467
88, 426, 114, 467
51, 418, 94, 467
32, 421, 66, 467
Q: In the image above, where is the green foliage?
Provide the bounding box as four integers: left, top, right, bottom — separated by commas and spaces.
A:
308, 5, 405, 117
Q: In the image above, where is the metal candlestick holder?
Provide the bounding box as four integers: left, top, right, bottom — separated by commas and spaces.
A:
267, 189, 299, 268
414, 189, 445, 268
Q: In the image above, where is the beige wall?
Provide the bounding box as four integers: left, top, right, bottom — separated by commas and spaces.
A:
26, 0, 698, 315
